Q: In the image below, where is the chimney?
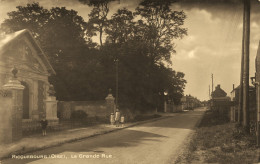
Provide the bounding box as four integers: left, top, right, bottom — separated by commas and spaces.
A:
233, 84, 235, 90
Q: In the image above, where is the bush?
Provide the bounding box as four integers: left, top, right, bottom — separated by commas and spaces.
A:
70, 110, 88, 120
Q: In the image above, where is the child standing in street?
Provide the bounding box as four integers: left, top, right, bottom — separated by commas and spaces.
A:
115, 110, 120, 127
120, 115, 125, 127
40, 118, 48, 136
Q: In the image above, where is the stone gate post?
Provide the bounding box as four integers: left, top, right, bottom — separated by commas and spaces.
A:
45, 85, 59, 126
0, 68, 24, 143
105, 89, 115, 115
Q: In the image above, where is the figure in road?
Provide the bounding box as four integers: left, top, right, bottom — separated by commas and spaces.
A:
40, 117, 48, 136
115, 110, 120, 127
120, 115, 125, 127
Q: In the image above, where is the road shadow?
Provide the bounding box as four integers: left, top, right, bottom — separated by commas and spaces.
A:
4, 129, 166, 164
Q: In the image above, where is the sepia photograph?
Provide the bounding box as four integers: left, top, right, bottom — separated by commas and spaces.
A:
0, 0, 259, 163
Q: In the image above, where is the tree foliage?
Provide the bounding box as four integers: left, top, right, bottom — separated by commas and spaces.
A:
1, 1, 188, 111
0, 3, 94, 100
1, 3, 50, 38
136, 0, 187, 64
79, 0, 115, 46
105, 8, 135, 44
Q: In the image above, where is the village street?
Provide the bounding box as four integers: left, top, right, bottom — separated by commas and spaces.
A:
3, 107, 206, 164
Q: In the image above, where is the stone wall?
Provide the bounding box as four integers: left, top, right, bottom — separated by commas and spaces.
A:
58, 100, 109, 120
165, 102, 184, 113
22, 119, 58, 132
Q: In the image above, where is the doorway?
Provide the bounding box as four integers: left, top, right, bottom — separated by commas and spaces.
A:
21, 81, 29, 119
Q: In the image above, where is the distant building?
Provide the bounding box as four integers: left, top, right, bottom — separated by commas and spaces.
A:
211, 84, 227, 98
210, 84, 231, 115
180, 95, 201, 110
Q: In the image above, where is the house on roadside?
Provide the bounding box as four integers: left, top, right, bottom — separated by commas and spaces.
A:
230, 85, 256, 122
212, 84, 227, 98
210, 84, 231, 114
180, 95, 201, 110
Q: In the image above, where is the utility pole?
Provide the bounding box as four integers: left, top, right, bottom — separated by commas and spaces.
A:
242, 0, 250, 133
238, 3, 245, 124
211, 74, 214, 96
209, 85, 211, 99
116, 59, 119, 110
255, 78, 260, 146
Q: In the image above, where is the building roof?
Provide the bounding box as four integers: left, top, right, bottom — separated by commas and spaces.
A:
212, 84, 227, 98
230, 85, 255, 93
0, 29, 55, 75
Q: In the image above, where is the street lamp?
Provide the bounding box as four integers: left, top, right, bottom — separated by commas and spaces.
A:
115, 58, 119, 110
164, 91, 168, 113
250, 76, 257, 85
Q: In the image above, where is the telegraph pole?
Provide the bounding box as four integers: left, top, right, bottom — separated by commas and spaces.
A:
116, 59, 119, 109
242, 0, 250, 133
238, 2, 245, 124
211, 74, 214, 95
209, 85, 211, 99
256, 79, 260, 146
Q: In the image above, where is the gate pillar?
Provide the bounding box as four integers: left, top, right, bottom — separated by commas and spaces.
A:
0, 68, 24, 143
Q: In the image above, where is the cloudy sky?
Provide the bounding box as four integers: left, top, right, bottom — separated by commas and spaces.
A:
0, 0, 259, 101
172, 0, 260, 100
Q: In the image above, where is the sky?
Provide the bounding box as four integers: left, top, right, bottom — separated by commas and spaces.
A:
0, 0, 259, 101
172, 0, 260, 100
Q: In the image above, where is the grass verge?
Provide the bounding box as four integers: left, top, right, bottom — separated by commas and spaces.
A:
175, 109, 258, 164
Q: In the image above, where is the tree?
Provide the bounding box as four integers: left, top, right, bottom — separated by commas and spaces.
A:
79, 0, 115, 46
98, 38, 187, 111
0, 3, 50, 38
105, 8, 135, 44
165, 69, 186, 105
1, 2, 188, 111
135, 0, 187, 64
0, 3, 97, 100
1, 3, 88, 65
100, 2, 188, 111
40, 7, 87, 64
